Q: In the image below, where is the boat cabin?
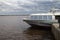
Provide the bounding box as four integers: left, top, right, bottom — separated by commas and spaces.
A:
29, 13, 55, 20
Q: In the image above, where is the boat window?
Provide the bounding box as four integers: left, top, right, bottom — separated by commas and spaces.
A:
39, 16, 42, 20
30, 15, 52, 20
34, 16, 38, 19
31, 16, 38, 20
47, 15, 52, 20
42, 15, 47, 20
31, 16, 33, 19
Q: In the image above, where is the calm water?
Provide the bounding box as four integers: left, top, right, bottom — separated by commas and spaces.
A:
0, 16, 54, 40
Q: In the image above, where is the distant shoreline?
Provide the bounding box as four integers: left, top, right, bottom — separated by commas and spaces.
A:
0, 15, 29, 16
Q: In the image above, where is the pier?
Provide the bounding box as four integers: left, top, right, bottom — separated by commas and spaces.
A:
52, 23, 60, 40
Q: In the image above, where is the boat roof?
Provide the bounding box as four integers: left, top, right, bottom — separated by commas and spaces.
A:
30, 13, 54, 15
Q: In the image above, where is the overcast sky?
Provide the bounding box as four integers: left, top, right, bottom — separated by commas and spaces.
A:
0, 0, 53, 1
0, 0, 60, 15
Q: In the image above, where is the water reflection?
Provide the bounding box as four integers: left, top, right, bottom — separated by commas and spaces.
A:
23, 26, 54, 40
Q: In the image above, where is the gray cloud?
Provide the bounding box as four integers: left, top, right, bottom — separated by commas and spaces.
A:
0, 0, 60, 15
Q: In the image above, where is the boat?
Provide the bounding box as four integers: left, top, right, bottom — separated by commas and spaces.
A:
23, 13, 58, 27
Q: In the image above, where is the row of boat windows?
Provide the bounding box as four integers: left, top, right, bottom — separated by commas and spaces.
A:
30, 15, 52, 20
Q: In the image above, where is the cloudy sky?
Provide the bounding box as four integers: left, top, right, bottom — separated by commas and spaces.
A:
0, 0, 60, 15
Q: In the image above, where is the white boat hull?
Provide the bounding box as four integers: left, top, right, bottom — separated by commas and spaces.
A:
23, 20, 58, 27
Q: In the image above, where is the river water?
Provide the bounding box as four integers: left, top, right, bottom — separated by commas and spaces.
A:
0, 16, 54, 40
